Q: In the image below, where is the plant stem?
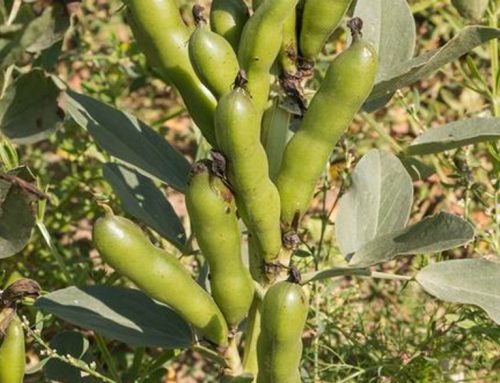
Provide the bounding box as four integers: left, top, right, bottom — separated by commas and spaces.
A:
6, 0, 21, 25
362, 112, 404, 152
489, 1, 500, 117
313, 281, 321, 383
224, 335, 243, 376
36, 221, 74, 284
369, 271, 414, 281
95, 333, 122, 383
23, 318, 116, 383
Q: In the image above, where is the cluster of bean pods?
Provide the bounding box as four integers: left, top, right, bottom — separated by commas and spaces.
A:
94, 1, 378, 381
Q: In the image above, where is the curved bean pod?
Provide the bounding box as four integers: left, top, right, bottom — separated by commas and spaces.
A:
215, 81, 282, 263
276, 19, 378, 229
125, 0, 217, 145
300, 0, 353, 61
93, 214, 228, 346
0, 315, 25, 383
210, 0, 249, 52
238, 0, 299, 112
186, 161, 255, 327
256, 281, 309, 383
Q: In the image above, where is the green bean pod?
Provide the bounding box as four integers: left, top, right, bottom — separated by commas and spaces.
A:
279, 10, 299, 76
256, 281, 309, 383
215, 83, 282, 263
189, 8, 240, 100
124, 0, 217, 145
451, 0, 489, 20
185, 161, 255, 327
276, 21, 378, 229
238, 0, 299, 112
0, 315, 25, 383
299, 0, 353, 61
210, 0, 249, 52
93, 214, 228, 346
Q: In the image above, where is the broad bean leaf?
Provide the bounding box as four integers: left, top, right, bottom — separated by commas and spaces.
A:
349, 213, 474, 267
0, 172, 35, 259
44, 332, 96, 383
103, 162, 186, 250
301, 267, 371, 285
62, 90, 191, 192
0, 5, 56, 68
365, 26, 500, 111
27, 4, 70, 52
407, 117, 500, 155
399, 156, 435, 181
0, 69, 63, 144
416, 259, 500, 325
35, 285, 193, 348
353, 0, 416, 81
336, 149, 413, 255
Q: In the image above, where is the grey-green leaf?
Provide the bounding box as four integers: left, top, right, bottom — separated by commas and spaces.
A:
407, 117, 500, 155
27, 4, 70, 52
0, 5, 56, 68
0, 69, 63, 144
103, 162, 186, 250
352, 0, 416, 82
35, 285, 193, 348
61, 90, 191, 192
336, 149, 413, 255
349, 213, 474, 267
365, 26, 500, 111
451, 0, 489, 21
416, 259, 500, 325
0, 184, 35, 259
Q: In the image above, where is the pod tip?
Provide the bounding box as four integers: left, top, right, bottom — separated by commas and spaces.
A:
347, 17, 364, 40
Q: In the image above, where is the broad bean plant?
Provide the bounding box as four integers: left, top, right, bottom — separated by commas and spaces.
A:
0, 0, 499, 382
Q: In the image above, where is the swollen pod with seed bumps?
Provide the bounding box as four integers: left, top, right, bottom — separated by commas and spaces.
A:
189, 5, 240, 100
92, 214, 228, 346
276, 18, 378, 230
256, 280, 309, 383
124, 0, 217, 145
299, 0, 354, 62
210, 0, 249, 52
0, 315, 25, 383
238, 0, 299, 112
185, 161, 254, 328
215, 74, 282, 263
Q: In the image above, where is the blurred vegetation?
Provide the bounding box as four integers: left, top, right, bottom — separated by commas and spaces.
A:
0, 0, 499, 382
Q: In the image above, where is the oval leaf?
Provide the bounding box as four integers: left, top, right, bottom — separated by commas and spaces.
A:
353, 0, 416, 81
0, 69, 63, 144
103, 162, 186, 249
0, 183, 35, 259
35, 285, 193, 348
365, 26, 500, 111
61, 90, 191, 192
407, 117, 500, 155
349, 213, 474, 267
336, 149, 413, 255
26, 4, 70, 53
0, 5, 56, 68
416, 259, 500, 325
